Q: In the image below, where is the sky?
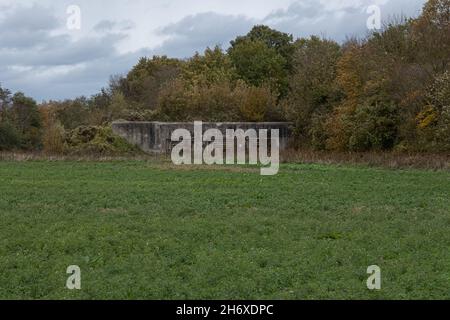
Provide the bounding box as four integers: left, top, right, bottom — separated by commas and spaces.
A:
0, 0, 426, 101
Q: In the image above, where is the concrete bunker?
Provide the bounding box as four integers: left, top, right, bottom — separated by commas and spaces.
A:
112, 121, 293, 154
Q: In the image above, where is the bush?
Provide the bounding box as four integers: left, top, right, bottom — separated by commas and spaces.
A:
237, 84, 277, 122
157, 79, 276, 122
7, 92, 42, 150
327, 101, 399, 151
65, 126, 140, 155
415, 71, 450, 151
347, 102, 399, 151
42, 121, 66, 154
309, 112, 330, 150
0, 122, 21, 150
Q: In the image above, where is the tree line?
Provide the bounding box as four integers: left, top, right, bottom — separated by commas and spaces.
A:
0, 0, 449, 154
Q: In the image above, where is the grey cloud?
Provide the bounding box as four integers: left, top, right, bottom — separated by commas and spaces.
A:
0, 4, 59, 32
2, 47, 151, 101
0, 30, 128, 67
266, 0, 322, 21
39, 33, 128, 66
24, 10, 255, 99
263, 0, 426, 42
94, 20, 135, 33
0, 4, 138, 100
0, 5, 60, 49
263, 0, 369, 42
94, 20, 117, 32
151, 0, 426, 61
0, 29, 52, 49
154, 12, 255, 57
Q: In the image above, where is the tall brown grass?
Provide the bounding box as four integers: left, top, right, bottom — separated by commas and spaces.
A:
281, 149, 450, 170
0, 150, 448, 170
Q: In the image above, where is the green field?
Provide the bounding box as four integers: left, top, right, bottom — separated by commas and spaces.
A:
0, 160, 449, 299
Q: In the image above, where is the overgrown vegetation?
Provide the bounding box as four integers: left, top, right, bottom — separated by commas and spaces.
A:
0, 0, 449, 154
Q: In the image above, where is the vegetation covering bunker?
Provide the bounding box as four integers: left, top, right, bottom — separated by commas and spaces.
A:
112, 121, 293, 154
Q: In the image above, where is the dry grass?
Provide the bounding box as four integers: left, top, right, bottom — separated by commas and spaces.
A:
1, 150, 449, 171
0, 151, 259, 173
281, 149, 450, 170
0, 151, 161, 162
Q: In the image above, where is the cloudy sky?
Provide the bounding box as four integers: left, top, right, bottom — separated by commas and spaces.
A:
0, 0, 426, 101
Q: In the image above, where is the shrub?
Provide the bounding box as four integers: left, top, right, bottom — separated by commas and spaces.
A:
347, 102, 399, 151
65, 126, 140, 155
309, 112, 330, 150
42, 121, 66, 154
0, 122, 21, 150
237, 84, 277, 122
8, 92, 42, 150
157, 79, 279, 122
415, 71, 450, 151
40, 106, 67, 154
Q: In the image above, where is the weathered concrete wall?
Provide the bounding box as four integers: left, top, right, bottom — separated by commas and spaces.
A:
111, 121, 161, 153
112, 121, 293, 154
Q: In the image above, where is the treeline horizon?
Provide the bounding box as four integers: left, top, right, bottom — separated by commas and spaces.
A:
0, 0, 449, 155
